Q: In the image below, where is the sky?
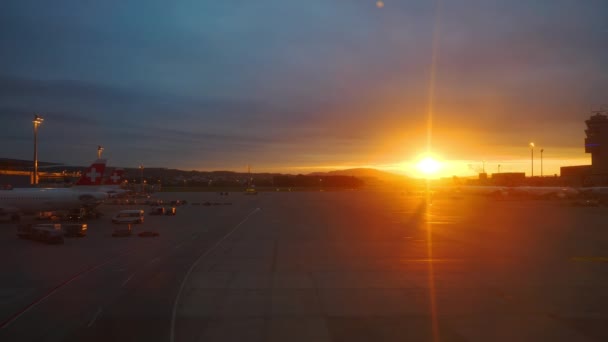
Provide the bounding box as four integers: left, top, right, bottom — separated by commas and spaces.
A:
0, 0, 606, 177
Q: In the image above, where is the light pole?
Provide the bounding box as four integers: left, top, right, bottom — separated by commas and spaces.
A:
139, 165, 144, 193
33, 114, 44, 184
498, 164, 501, 174
97, 145, 104, 159
529, 142, 534, 178
540, 149, 544, 177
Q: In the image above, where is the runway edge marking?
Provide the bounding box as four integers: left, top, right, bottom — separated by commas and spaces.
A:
87, 307, 103, 328
169, 207, 261, 342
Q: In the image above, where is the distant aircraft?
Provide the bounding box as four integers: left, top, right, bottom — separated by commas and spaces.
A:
578, 186, 608, 200
457, 186, 509, 197
508, 186, 579, 199
446, 185, 579, 200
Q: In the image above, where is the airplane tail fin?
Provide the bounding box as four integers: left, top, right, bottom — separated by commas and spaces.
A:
76, 159, 107, 185
104, 168, 125, 185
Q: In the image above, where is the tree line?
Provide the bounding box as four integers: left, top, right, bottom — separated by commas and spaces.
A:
272, 175, 364, 188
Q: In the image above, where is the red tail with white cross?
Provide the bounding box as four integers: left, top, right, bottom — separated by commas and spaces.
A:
104, 168, 125, 185
76, 159, 107, 185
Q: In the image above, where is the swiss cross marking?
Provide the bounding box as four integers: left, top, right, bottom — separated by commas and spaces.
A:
110, 173, 121, 183
87, 168, 100, 182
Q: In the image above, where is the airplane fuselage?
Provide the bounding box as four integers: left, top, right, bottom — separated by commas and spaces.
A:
0, 188, 107, 214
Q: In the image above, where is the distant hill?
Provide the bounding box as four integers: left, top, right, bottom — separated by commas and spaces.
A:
0, 158, 62, 170
308, 168, 410, 183
0, 157, 414, 187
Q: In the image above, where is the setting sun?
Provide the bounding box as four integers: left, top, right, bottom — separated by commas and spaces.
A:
417, 156, 441, 176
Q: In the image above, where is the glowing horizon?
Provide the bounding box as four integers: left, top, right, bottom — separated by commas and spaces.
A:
248, 154, 592, 179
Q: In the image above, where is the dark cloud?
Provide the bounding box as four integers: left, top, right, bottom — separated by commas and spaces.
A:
0, 0, 606, 172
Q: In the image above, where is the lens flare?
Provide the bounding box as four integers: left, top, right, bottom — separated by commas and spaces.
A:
417, 157, 441, 175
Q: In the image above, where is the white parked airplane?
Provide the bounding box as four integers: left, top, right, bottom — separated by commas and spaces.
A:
74, 159, 107, 186
72, 166, 130, 197
0, 160, 109, 220
101, 168, 130, 197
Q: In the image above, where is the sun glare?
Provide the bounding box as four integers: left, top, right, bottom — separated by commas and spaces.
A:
417, 157, 441, 176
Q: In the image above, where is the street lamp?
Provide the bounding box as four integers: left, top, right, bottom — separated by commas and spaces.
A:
33, 114, 44, 184
529, 142, 535, 178
97, 145, 104, 159
540, 149, 544, 177
139, 165, 144, 193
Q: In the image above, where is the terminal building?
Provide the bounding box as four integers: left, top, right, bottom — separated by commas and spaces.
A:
561, 109, 608, 186
491, 172, 526, 186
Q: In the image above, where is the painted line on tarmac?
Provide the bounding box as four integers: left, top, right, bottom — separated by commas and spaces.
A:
0, 250, 131, 330
87, 307, 103, 328
400, 258, 464, 263
121, 255, 162, 287
121, 273, 136, 287
425, 221, 455, 225
169, 207, 261, 342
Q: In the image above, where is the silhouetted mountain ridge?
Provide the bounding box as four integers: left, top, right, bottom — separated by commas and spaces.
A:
308, 168, 409, 182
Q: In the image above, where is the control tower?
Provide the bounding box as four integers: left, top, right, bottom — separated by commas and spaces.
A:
585, 108, 608, 175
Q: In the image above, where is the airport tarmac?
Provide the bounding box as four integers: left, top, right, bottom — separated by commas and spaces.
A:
0, 191, 607, 341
